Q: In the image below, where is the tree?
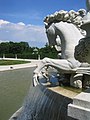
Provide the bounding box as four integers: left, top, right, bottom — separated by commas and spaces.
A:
40, 44, 58, 59
0, 42, 9, 54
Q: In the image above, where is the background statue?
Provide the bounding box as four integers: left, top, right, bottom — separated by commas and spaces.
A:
75, 0, 90, 64
33, 9, 89, 87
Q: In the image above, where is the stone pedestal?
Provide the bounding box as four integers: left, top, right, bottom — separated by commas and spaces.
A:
68, 88, 90, 120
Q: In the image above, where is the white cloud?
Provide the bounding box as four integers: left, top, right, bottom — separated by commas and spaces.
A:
0, 19, 10, 25
0, 40, 9, 43
0, 20, 48, 47
17, 22, 25, 26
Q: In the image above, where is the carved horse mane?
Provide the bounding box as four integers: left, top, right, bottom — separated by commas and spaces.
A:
44, 9, 86, 36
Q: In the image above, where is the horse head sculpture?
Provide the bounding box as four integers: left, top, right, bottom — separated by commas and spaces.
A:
44, 9, 86, 49
33, 9, 88, 87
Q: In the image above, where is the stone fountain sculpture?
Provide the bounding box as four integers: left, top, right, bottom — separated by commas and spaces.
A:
9, 1, 90, 120
33, 8, 90, 88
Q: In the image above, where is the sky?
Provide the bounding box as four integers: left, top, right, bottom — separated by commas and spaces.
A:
0, 0, 86, 47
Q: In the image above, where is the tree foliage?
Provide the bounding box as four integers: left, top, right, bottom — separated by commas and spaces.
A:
0, 41, 58, 59
39, 44, 58, 59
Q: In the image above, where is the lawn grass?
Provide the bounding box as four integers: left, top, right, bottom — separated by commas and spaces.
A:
0, 60, 30, 65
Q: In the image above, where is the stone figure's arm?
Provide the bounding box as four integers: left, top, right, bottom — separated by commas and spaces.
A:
86, 0, 90, 12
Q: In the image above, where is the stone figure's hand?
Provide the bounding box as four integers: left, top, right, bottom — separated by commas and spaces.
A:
33, 73, 39, 86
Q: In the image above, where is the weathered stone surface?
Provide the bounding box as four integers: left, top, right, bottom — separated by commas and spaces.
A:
68, 88, 90, 120
68, 103, 90, 120
73, 90, 90, 109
